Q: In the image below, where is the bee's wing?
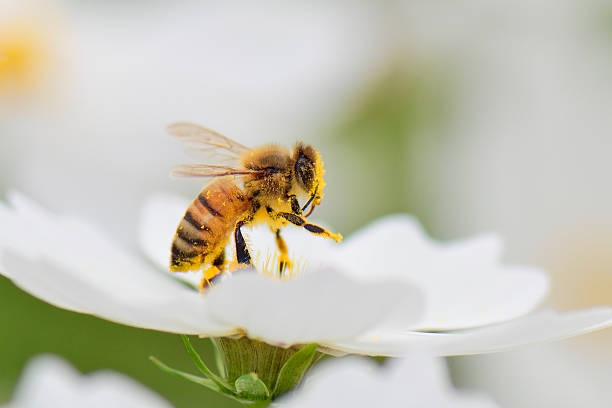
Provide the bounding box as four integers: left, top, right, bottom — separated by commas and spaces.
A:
167, 122, 251, 163
171, 164, 262, 179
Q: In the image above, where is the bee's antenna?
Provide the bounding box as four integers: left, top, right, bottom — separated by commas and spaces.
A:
304, 203, 316, 218
301, 184, 318, 215
301, 192, 316, 213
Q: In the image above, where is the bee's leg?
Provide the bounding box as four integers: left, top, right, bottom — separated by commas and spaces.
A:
288, 194, 302, 215
274, 229, 292, 276
234, 220, 251, 265
277, 212, 342, 242
199, 251, 225, 291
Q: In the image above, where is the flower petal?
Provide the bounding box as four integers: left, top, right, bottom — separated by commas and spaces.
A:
336, 215, 550, 330
281, 354, 499, 407
326, 308, 612, 357
205, 269, 424, 346
140, 193, 189, 271
0, 191, 232, 335
5, 355, 172, 408
139, 194, 203, 286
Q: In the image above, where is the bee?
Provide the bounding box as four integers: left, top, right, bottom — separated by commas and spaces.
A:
167, 122, 342, 288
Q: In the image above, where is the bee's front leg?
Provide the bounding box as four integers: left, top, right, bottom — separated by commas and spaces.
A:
277, 212, 342, 242
288, 194, 302, 215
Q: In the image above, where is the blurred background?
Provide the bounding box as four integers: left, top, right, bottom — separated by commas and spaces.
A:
1, 0, 611, 406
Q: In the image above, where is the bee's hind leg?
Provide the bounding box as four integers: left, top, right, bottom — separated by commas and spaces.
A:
278, 212, 342, 242
234, 221, 251, 265
199, 251, 225, 291
274, 229, 292, 276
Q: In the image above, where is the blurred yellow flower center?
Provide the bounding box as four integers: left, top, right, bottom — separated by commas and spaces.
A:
0, 25, 47, 93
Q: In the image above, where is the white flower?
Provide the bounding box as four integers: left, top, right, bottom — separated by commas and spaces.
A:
141, 194, 612, 356
0, 0, 66, 106
280, 354, 500, 408
0, 191, 422, 349
1, 191, 612, 356
2, 355, 171, 408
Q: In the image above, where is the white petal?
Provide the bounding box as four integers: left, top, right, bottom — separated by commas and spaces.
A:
336, 214, 549, 330
139, 194, 203, 286
326, 308, 612, 357
206, 269, 424, 346
140, 193, 189, 271
281, 354, 499, 408
4, 355, 171, 408
0, 192, 231, 335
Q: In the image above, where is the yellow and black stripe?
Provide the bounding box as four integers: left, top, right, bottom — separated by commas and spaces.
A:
170, 178, 251, 273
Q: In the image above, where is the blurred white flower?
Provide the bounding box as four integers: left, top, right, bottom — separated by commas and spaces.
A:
141, 195, 612, 356
281, 354, 500, 408
452, 339, 612, 408
0, 0, 67, 106
2, 355, 171, 408
0, 191, 422, 348
401, 0, 612, 405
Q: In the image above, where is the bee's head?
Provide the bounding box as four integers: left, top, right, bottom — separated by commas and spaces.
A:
292, 143, 325, 209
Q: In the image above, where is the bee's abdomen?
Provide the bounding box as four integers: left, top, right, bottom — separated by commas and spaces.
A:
170, 179, 250, 272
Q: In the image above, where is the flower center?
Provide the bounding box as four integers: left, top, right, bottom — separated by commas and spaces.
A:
253, 249, 308, 281
0, 24, 47, 94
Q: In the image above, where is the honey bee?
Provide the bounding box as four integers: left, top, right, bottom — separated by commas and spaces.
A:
167, 122, 342, 288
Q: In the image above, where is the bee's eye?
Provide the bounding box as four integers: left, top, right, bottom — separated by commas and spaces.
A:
294, 154, 315, 191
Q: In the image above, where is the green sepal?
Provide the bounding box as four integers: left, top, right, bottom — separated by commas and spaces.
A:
149, 356, 219, 392
150, 356, 255, 406
235, 373, 271, 401
272, 343, 318, 397
180, 335, 235, 394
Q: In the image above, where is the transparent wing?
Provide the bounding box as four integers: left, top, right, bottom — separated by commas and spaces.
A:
167, 122, 251, 163
171, 164, 262, 179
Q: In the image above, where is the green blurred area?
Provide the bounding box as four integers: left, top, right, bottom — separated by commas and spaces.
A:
0, 276, 241, 407
323, 61, 451, 236
0, 59, 451, 407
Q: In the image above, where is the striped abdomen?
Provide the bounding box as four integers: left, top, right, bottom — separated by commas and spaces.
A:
170, 178, 251, 272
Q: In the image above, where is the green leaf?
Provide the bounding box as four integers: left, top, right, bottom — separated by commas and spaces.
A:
149, 356, 220, 392
272, 343, 318, 397
235, 372, 271, 401
181, 335, 234, 393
